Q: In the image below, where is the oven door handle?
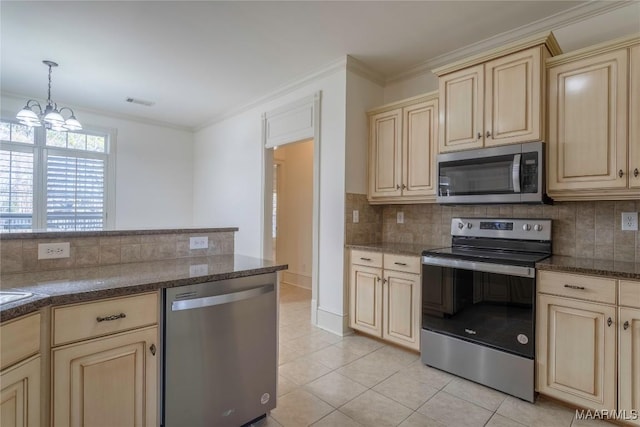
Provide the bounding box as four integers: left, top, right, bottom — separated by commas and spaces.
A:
421, 256, 535, 278
512, 154, 521, 193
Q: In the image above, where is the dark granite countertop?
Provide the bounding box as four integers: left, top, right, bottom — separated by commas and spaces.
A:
0, 227, 239, 240
536, 256, 640, 281
0, 254, 287, 322
346, 242, 445, 257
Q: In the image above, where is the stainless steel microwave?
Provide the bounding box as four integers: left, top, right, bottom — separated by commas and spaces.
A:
436, 141, 550, 204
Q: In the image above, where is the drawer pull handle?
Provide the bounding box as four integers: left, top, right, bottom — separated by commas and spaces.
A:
149, 344, 157, 356
96, 313, 126, 322
607, 317, 613, 327
624, 321, 630, 330
394, 262, 407, 266
360, 257, 372, 261
563, 284, 585, 290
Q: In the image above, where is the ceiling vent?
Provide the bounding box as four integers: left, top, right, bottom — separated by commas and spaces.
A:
126, 97, 155, 107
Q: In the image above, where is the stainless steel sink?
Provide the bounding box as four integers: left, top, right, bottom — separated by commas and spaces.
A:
0, 291, 33, 305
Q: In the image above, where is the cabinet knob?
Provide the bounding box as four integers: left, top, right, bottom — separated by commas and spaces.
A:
619, 169, 624, 178
486, 131, 491, 138
396, 184, 401, 190
607, 317, 613, 327
150, 344, 157, 356
634, 168, 639, 178
401, 184, 407, 190
624, 321, 630, 330
477, 132, 482, 140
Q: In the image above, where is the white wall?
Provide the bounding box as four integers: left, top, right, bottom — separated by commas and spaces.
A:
345, 69, 384, 195
193, 66, 349, 334
1, 94, 194, 229
275, 140, 313, 289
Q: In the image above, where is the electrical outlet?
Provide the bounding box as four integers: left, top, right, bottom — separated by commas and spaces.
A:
189, 264, 209, 277
621, 212, 638, 231
38, 242, 70, 259
397, 211, 404, 224
189, 236, 208, 250
352, 210, 359, 223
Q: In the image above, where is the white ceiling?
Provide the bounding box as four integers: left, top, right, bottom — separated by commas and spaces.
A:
0, 1, 634, 130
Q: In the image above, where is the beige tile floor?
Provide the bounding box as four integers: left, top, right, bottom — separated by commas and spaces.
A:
253, 283, 614, 427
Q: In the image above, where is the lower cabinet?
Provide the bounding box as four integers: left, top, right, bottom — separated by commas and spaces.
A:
0, 356, 40, 427
349, 249, 421, 351
52, 326, 158, 427
619, 306, 640, 426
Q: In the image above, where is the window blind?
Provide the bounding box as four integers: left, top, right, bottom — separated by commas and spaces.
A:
0, 149, 34, 231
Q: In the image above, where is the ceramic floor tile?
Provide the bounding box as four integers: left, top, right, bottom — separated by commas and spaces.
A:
334, 333, 385, 356
279, 356, 333, 386
486, 413, 528, 427
304, 371, 367, 408
395, 360, 455, 390
373, 371, 439, 410
310, 410, 364, 426
251, 415, 283, 426
496, 396, 575, 427
336, 353, 402, 388
571, 414, 618, 426
278, 343, 304, 365
366, 345, 420, 369
305, 344, 364, 369
284, 333, 334, 354
339, 390, 413, 427
398, 412, 447, 427
442, 377, 507, 411
309, 329, 343, 344
417, 391, 493, 427
277, 374, 297, 397
270, 389, 333, 427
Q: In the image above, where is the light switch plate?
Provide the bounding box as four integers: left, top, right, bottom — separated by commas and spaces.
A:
397, 212, 404, 224
38, 242, 70, 259
622, 212, 638, 231
190, 236, 208, 250
352, 210, 359, 223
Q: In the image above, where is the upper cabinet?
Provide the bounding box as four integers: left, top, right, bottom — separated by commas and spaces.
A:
547, 35, 640, 200
434, 32, 560, 153
368, 93, 438, 204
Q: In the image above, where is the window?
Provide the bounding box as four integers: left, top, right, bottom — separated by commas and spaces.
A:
0, 120, 114, 232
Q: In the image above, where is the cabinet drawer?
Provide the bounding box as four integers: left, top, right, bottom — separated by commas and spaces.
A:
0, 313, 41, 370
52, 292, 158, 346
538, 270, 616, 304
619, 280, 640, 309
384, 254, 421, 274
351, 250, 382, 268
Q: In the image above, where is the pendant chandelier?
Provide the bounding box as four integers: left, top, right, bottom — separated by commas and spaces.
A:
16, 60, 82, 132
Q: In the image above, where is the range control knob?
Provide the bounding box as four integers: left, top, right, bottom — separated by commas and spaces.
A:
466, 223, 473, 229
522, 224, 531, 231
534, 224, 543, 232
458, 222, 465, 229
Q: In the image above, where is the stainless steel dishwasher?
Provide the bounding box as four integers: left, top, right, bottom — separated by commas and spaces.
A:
162, 273, 277, 427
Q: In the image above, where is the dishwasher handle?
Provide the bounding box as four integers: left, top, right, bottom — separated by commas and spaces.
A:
171, 283, 274, 311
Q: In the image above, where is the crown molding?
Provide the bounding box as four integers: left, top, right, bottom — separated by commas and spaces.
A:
0, 91, 192, 132
386, 1, 631, 84
546, 33, 640, 67
195, 57, 348, 131
345, 55, 386, 86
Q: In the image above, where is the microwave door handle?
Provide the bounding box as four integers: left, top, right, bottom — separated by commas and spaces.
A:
512, 154, 521, 193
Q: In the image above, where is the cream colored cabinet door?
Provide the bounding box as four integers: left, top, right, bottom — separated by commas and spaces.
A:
548, 49, 628, 191
619, 307, 640, 426
349, 264, 383, 337
383, 270, 420, 350
537, 294, 616, 410
484, 47, 543, 147
52, 326, 158, 427
403, 99, 438, 198
439, 64, 484, 153
0, 356, 40, 427
630, 45, 640, 189
369, 109, 402, 198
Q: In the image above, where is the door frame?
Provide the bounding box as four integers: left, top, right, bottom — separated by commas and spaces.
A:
261, 92, 321, 325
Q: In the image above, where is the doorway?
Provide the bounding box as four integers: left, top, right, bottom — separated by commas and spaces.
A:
272, 139, 314, 289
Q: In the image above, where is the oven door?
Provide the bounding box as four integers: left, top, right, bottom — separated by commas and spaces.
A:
421, 257, 535, 358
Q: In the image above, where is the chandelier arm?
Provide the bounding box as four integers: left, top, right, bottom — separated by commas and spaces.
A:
25, 100, 43, 115
58, 107, 75, 119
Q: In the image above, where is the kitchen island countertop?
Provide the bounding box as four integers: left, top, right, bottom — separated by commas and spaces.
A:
0, 254, 287, 322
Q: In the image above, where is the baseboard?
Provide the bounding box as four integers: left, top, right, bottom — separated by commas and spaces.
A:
315, 306, 350, 336
281, 271, 311, 289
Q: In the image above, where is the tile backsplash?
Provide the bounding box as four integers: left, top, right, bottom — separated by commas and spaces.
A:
346, 193, 640, 263
1, 230, 235, 274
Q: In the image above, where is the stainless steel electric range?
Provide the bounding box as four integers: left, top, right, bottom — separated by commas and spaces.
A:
421, 217, 552, 402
